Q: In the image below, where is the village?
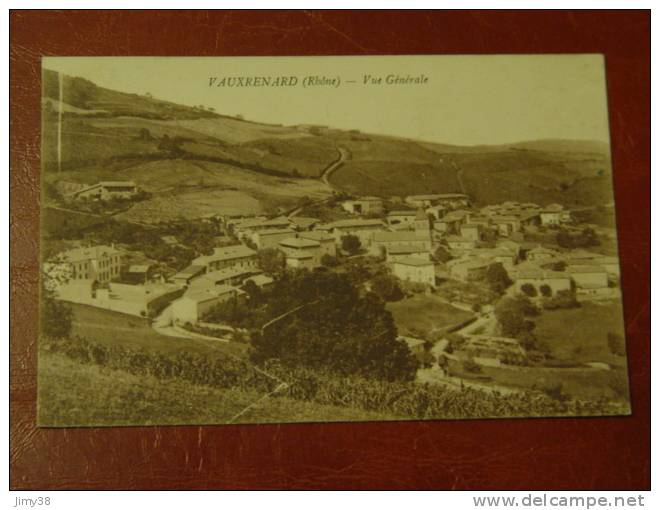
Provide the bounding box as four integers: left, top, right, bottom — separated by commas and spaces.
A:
42, 179, 623, 394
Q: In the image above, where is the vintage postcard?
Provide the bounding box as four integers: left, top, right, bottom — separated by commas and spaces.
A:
38, 55, 630, 426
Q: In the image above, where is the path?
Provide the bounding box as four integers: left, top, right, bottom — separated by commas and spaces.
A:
321, 146, 350, 186
45, 203, 158, 229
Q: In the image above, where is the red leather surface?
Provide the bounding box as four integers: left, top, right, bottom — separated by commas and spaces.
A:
10, 10, 650, 490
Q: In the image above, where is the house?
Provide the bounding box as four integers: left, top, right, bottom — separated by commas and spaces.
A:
412, 209, 430, 232
540, 204, 571, 226
566, 265, 609, 292
467, 248, 517, 269
171, 265, 206, 286
392, 257, 436, 287
526, 245, 561, 263
279, 237, 322, 269
491, 215, 521, 237
497, 239, 522, 260
191, 244, 257, 273
405, 193, 469, 209
171, 285, 244, 325
386, 245, 432, 263
252, 228, 296, 250
233, 216, 291, 238
510, 264, 572, 295
445, 235, 476, 251
341, 196, 383, 215
243, 274, 274, 290
289, 216, 319, 231
460, 223, 482, 242
188, 266, 260, 292
325, 218, 385, 248
299, 231, 337, 258
447, 257, 492, 282
125, 264, 152, 284
386, 209, 417, 227
433, 210, 468, 235
425, 204, 448, 221
43, 244, 123, 286
68, 181, 139, 201
371, 231, 432, 257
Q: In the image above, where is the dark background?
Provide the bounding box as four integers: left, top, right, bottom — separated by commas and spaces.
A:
10, 10, 650, 490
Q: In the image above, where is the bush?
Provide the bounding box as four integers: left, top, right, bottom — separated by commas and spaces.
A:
520, 283, 538, 297
321, 254, 340, 267
539, 284, 552, 297
607, 332, 626, 356
462, 359, 483, 374
341, 234, 361, 255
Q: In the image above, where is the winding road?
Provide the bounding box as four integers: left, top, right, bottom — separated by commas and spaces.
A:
286, 145, 350, 218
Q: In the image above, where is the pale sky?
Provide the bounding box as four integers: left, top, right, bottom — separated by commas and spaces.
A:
43, 55, 611, 146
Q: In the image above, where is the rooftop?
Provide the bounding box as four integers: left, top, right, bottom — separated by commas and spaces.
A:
279, 237, 321, 249
299, 231, 335, 242
374, 231, 425, 242
327, 218, 384, 229
392, 257, 434, 267
192, 245, 256, 266
388, 245, 430, 255
56, 245, 121, 263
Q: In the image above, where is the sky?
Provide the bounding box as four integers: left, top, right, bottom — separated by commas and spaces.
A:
43, 55, 611, 146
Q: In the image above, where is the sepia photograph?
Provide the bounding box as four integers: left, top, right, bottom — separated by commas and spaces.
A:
37, 54, 631, 427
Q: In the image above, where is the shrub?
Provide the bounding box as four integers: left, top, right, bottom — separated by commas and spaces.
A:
539, 284, 552, 297
520, 283, 538, 297
607, 332, 626, 356
462, 359, 483, 374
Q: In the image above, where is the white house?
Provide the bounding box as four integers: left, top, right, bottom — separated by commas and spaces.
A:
392, 257, 436, 287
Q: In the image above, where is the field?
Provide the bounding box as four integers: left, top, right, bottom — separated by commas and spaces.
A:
69, 303, 249, 359
533, 301, 628, 365
386, 294, 474, 338
477, 364, 630, 403
38, 352, 391, 426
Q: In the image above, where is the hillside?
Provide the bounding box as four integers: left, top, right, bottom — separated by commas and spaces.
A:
38, 352, 391, 426
42, 69, 614, 213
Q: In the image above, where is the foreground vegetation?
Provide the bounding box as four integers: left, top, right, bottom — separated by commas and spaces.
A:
39, 334, 630, 425
39, 352, 391, 426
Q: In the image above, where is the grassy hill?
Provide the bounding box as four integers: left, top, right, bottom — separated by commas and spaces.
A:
42, 69, 614, 212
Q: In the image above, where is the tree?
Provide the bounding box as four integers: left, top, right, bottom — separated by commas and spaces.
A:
371, 274, 404, 302
41, 286, 73, 339
542, 289, 579, 310
257, 248, 286, 277
520, 283, 538, 297
433, 245, 453, 263
549, 261, 567, 272
321, 254, 340, 267
607, 332, 626, 356
484, 262, 512, 294
539, 284, 553, 297
341, 234, 361, 255
249, 272, 418, 381
243, 279, 263, 305
495, 295, 538, 339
